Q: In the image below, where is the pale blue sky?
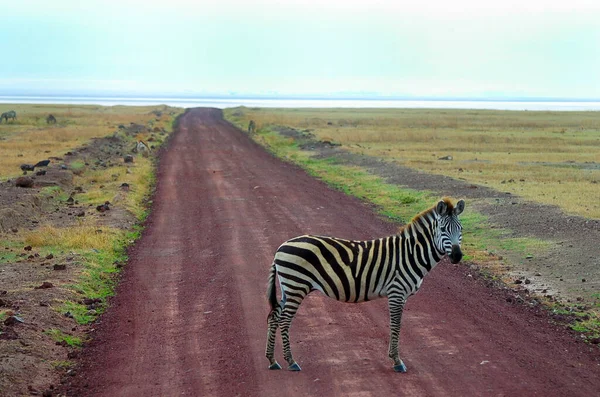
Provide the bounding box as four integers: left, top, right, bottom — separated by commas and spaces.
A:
2, 0, 600, 98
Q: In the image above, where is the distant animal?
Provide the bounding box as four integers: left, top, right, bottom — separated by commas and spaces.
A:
135, 140, 150, 157
1, 110, 16, 123
248, 120, 256, 133
265, 198, 465, 372
34, 159, 50, 168
46, 114, 57, 124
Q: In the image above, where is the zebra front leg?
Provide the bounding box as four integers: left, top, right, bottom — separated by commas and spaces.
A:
387, 295, 407, 372
279, 298, 304, 371
265, 303, 283, 369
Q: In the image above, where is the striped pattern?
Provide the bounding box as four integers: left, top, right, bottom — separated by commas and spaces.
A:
265, 198, 465, 372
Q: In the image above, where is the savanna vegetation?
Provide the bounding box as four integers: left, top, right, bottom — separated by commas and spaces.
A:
0, 104, 169, 177
0, 104, 182, 318
227, 107, 600, 218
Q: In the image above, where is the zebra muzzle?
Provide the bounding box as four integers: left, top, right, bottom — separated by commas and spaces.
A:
449, 245, 462, 264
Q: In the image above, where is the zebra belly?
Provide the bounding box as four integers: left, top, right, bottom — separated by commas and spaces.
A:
275, 251, 364, 302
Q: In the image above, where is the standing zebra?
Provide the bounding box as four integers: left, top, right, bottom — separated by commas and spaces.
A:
265, 198, 465, 372
1, 110, 16, 123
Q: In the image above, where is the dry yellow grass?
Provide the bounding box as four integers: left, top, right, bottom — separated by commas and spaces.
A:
73, 156, 154, 219
227, 107, 600, 218
0, 104, 176, 178
24, 225, 121, 251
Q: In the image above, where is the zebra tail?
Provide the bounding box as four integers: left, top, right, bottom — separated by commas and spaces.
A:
267, 262, 278, 313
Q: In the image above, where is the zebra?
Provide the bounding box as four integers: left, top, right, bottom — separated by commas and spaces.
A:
46, 114, 57, 124
134, 140, 150, 157
248, 120, 256, 133
1, 110, 16, 123
265, 198, 465, 372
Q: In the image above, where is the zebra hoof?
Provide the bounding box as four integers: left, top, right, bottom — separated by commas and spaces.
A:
268, 362, 282, 370
288, 362, 302, 371
393, 361, 407, 373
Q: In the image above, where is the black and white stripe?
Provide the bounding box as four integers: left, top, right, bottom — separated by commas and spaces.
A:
265, 198, 465, 372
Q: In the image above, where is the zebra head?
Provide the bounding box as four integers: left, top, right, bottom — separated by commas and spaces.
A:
434, 199, 465, 264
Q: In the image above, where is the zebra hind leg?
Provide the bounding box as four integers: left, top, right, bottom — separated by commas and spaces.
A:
279, 295, 306, 371
265, 302, 283, 370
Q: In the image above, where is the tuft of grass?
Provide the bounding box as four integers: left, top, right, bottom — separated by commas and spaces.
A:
69, 160, 86, 175
39, 186, 69, 202
550, 302, 600, 339
24, 225, 123, 251
0, 239, 26, 263
51, 360, 74, 370
44, 329, 84, 348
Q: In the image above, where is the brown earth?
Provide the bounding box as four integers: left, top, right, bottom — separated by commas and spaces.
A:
62, 109, 600, 397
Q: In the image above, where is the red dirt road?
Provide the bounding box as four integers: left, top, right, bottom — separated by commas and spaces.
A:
66, 108, 600, 396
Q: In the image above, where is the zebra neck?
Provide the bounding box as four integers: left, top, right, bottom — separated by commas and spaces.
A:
397, 225, 444, 276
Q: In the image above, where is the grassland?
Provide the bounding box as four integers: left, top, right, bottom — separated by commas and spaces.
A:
0, 104, 182, 320
227, 107, 600, 219
0, 104, 169, 177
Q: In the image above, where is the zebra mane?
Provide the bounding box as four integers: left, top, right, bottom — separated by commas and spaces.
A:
399, 197, 454, 234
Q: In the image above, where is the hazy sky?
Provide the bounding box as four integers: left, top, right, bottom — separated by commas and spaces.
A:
2, 0, 600, 98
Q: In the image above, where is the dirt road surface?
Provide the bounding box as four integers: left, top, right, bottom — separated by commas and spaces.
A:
64, 108, 600, 396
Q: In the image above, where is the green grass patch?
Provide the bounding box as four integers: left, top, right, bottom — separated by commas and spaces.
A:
69, 160, 86, 175
0, 239, 26, 263
51, 360, 74, 370
32, 228, 139, 325
551, 303, 600, 339
39, 186, 69, 201
44, 328, 84, 348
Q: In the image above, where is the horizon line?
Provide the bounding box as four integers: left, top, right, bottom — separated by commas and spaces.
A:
2, 93, 600, 103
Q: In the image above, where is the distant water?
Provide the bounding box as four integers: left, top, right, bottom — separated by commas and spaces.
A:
1, 96, 600, 111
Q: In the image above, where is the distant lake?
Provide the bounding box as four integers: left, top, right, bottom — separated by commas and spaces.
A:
1, 96, 600, 111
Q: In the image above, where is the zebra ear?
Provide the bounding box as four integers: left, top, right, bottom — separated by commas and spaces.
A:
454, 200, 465, 216
436, 200, 448, 216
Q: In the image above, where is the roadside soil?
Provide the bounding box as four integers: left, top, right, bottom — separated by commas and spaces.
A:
63, 108, 600, 397
0, 124, 159, 396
